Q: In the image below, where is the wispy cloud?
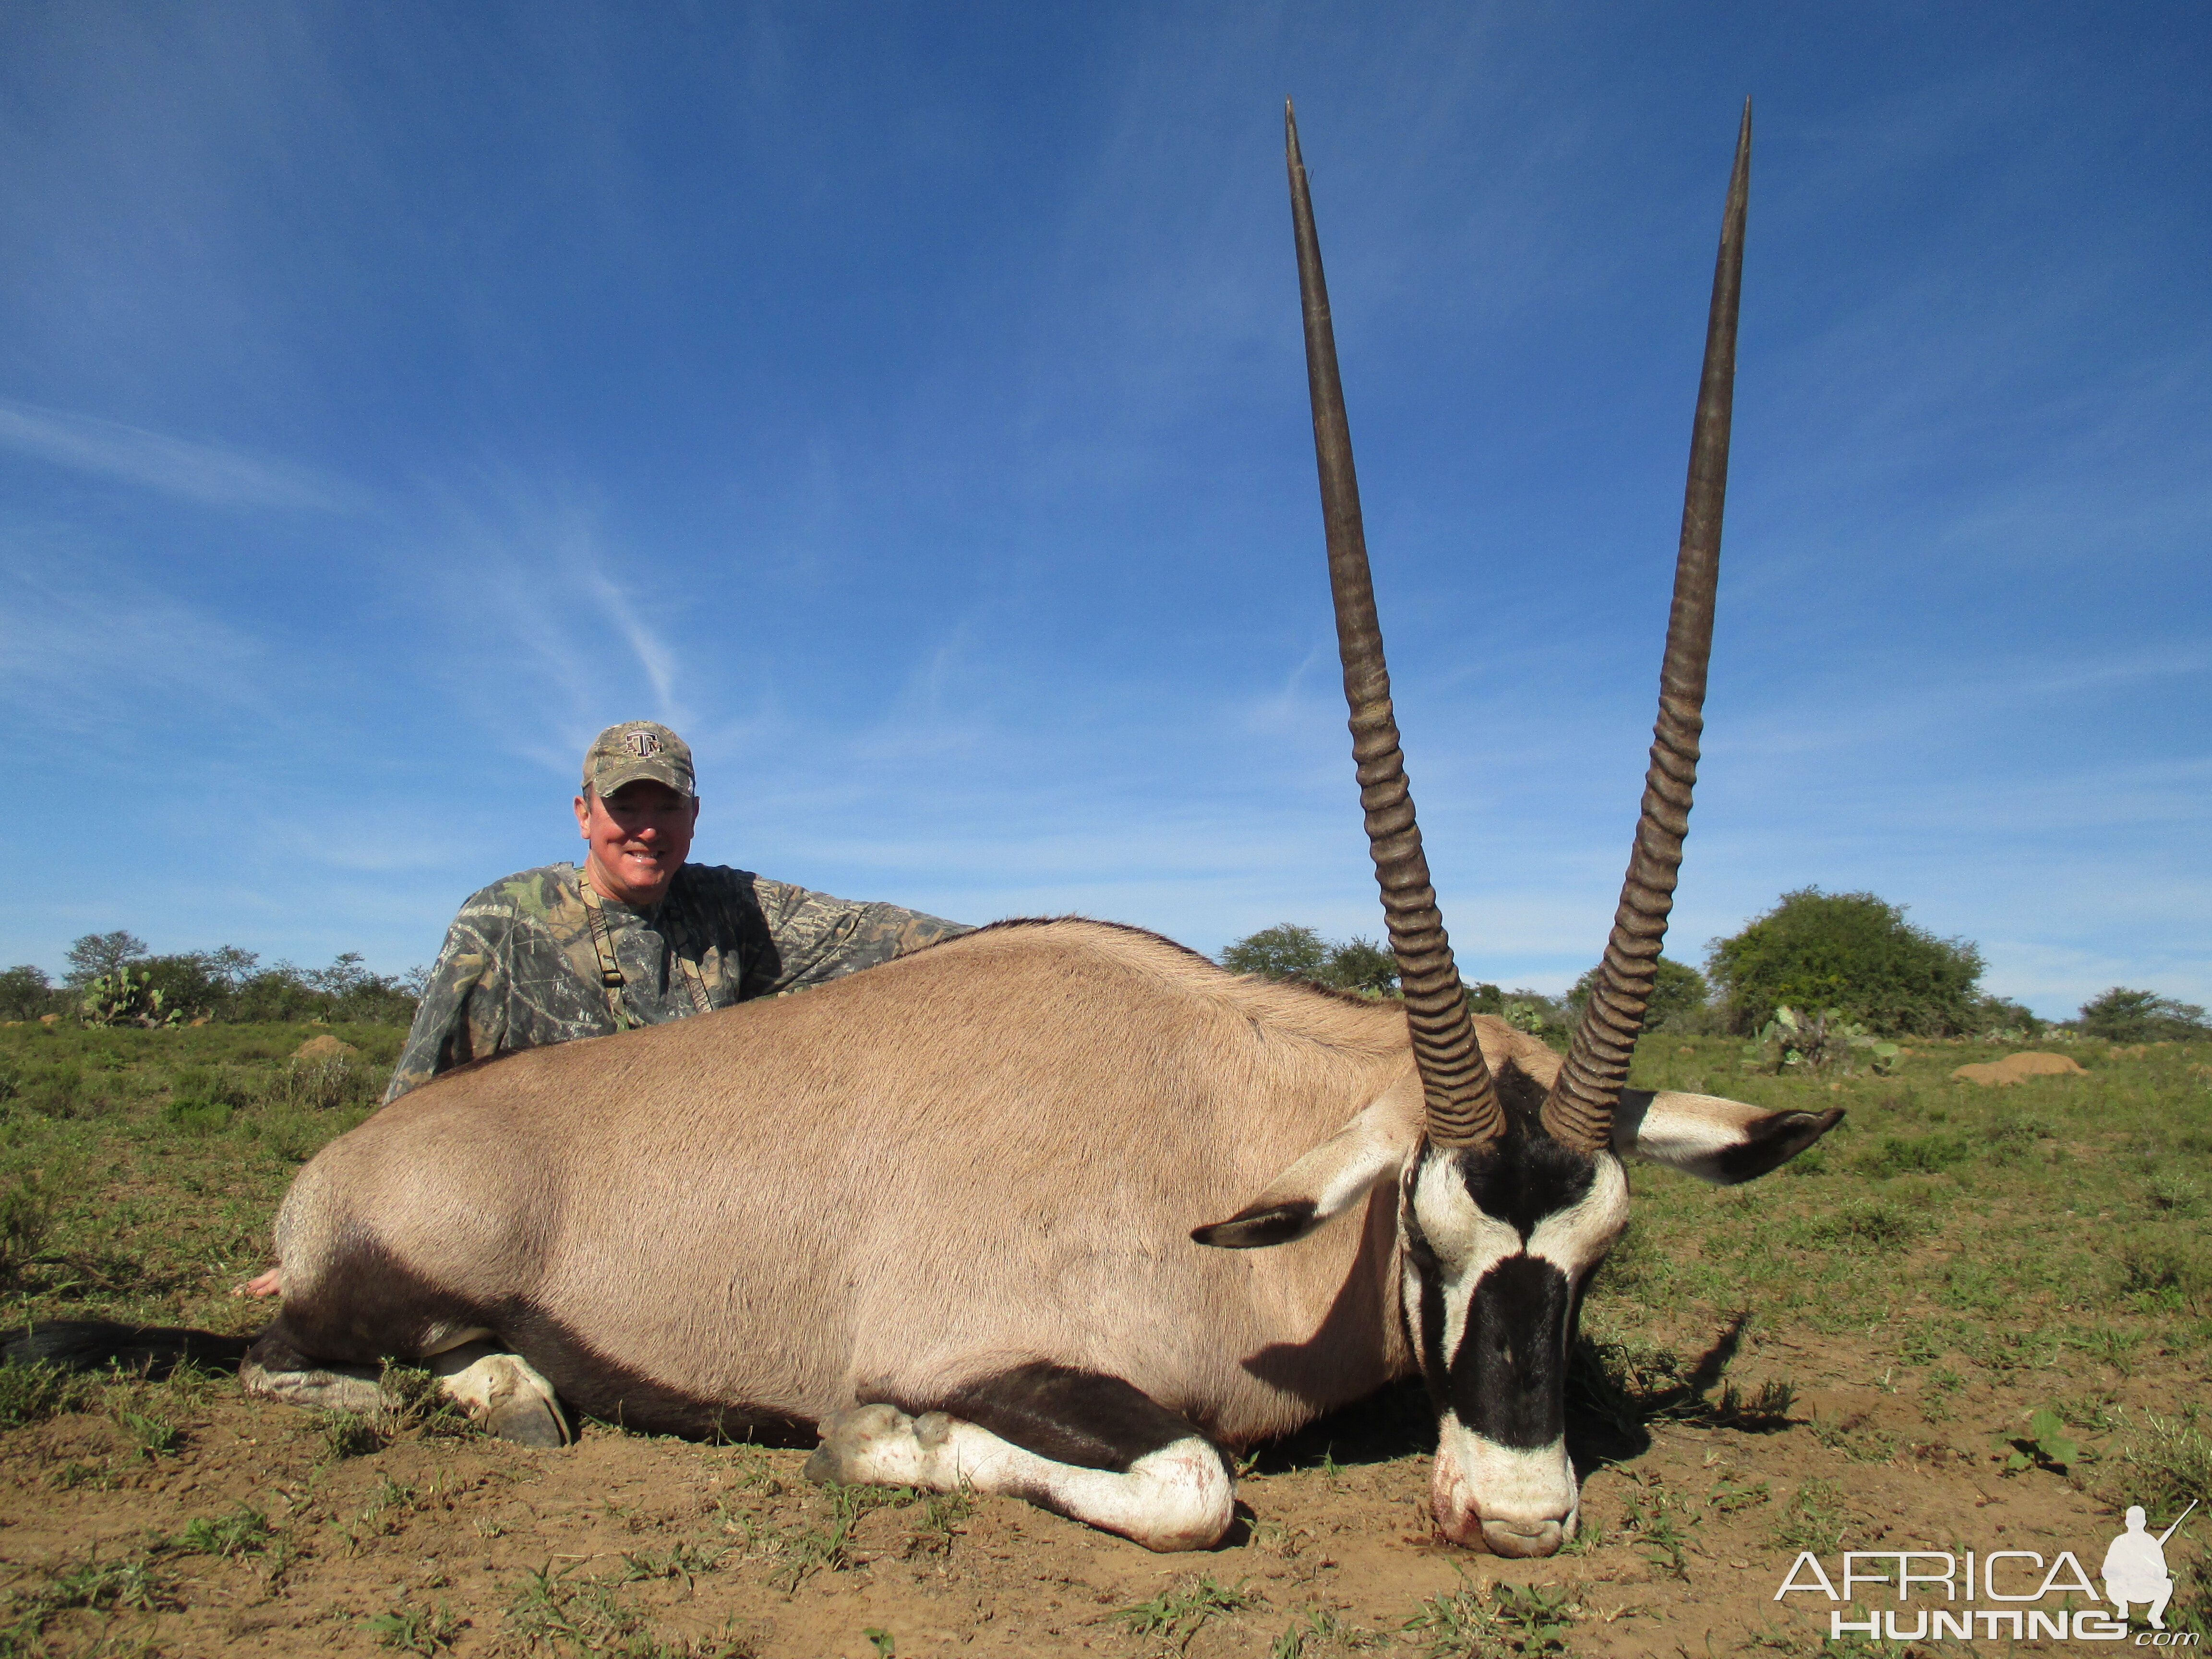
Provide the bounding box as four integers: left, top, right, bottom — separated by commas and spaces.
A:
0, 546, 269, 721
0, 398, 360, 512
404, 489, 696, 777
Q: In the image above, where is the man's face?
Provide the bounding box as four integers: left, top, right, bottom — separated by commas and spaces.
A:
572, 780, 700, 905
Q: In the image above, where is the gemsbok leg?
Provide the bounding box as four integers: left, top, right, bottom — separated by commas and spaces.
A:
240, 1317, 571, 1447
805, 1361, 1235, 1551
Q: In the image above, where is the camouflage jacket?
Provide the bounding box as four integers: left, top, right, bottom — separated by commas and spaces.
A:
384, 862, 966, 1103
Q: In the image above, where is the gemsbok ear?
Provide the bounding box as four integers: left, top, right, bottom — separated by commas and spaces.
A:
1190, 1074, 1422, 1249
1613, 1089, 1844, 1185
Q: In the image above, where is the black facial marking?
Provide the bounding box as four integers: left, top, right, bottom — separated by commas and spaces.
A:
1707, 1107, 1846, 1184
1191, 1200, 1318, 1249
1396, 1086, 1607, 1441
1451, 1255, 1573, 1449
897, 1361, 1223, 1476
1458, 1130, 1597, 1244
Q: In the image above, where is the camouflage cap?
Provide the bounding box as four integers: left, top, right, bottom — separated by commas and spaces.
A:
581, 721, 697, 800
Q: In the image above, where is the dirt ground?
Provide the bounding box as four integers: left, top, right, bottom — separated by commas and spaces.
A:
3, 1025, 2207, 1654
0, 1327, 2171, 1658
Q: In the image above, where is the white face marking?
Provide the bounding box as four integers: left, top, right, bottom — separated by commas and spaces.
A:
1405, 1156, 1522, 1368
1527, 1154, 1632, 1274
1402, 1146, 1632, 1555
1432, 1416, 1577, 1553
1401, 1150, 1631, 1373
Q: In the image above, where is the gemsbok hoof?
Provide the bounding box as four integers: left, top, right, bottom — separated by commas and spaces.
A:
805, 1402, 919, 1485
432, 1345, 572, 1447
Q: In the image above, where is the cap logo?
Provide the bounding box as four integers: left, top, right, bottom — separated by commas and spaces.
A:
623, 730, 662, 758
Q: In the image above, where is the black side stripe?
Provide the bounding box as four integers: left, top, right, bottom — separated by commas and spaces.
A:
889, 1362, 1224, 1477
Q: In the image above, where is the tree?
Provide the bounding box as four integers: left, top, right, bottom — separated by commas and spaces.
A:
1566, 956, 1710, 1033
63, 930, 148, 988
1705, 888, 1984, 1037
0, 965, 59, 1022
1220, 925, 1331, 982
1219, 926, 1399, 995
136, 954, 229, 1021
1325, 937, 1398, 995
2079, 988, 2211, 1043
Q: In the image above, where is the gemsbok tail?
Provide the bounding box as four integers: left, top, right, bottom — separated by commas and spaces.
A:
4, 1318, 254, 1378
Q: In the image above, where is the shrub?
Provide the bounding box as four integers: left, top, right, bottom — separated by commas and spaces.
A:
1803, 1199, 1929, 1250
1566, 956, 1709, 1032
1969, 994, 2045, 1039
52, 934, 420, 1027
0, 1169, 55, 1282
79, 967, 183, 1028
1325, 937, 1398, 995
1219, 925, 1398, 995
1706, 888, 1984, 1036
0, 964, 63, 1022
12, 1061, 86, 1118
161, 1100, 234, 1135
2080, 987, 2212, 1043
1221, 924, 1327, 980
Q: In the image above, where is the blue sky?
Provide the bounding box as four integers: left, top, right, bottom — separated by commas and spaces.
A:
1, 2, 2205, 1017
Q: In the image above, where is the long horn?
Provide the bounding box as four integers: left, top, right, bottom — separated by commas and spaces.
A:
1287, 100, 1503, 1150
1541, 100, 1751, 1154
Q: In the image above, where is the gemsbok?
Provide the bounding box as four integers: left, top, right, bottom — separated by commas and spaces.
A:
16, 101, 1839, 1557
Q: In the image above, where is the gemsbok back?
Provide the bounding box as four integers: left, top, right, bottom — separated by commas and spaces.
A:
15, 102, 1839, 1556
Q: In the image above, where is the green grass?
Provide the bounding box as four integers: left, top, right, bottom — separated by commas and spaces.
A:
0, 1020, 2207, 1646
1109, 1575, 1258, 1650
1403, 1576, 1578, 1658
173, 1503, 276, 1558
0, 1018, 398, 1334
503, 1561, 757, 1658
0, 1359, 96, 1427
1771, 1478, 1849, 1553
0, 1547, 182, 1649
362, 1598, 467, 1654
1588, 1031, 2212, 1437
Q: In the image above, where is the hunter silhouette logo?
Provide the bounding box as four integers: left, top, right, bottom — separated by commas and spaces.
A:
1773, 1497, 2200, 1643
2106, 1501, 2196, 1632
623, 730, 662, 758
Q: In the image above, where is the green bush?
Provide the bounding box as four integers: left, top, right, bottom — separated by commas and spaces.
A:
0, 1169, 55, 1282
46, 934, 422, 1028
1706, 888, 1984, 1036
1566, 956, 1710, 1033
161, 1100, 234, 1135
0, 965, 63, 1022
11, 1061, 86, 1118
2080, 987, 2212, 1043
1219, 925, 1397, 995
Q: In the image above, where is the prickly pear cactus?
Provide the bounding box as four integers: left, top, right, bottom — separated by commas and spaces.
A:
79, 968, 181, 1029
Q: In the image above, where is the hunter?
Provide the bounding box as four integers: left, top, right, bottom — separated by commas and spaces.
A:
384, 721, 966, 1102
